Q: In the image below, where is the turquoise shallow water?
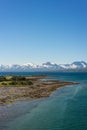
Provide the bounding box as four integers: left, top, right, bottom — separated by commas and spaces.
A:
0, 72, 87, 130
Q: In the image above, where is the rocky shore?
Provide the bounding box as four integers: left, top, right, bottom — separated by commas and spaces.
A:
0, 75, 77, 106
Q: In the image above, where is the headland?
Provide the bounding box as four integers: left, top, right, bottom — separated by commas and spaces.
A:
0, 75, 77, 105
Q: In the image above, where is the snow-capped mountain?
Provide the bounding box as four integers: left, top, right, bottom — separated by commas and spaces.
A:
70, 61, 87, 69
0, 61, 87, 72
41, 62, 62, 69
60, 61, 87, 70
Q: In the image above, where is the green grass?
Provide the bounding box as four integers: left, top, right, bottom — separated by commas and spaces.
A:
0, 76, 33, 86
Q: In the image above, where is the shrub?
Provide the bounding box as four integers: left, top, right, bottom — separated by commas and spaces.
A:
0, 76, 6, 82
9, 81, 17, 85
17, 76, 26, 81
1, 82, 8, 85
11, 76, 26, 81
27, 81, 33, 85
20, 81, 27, 85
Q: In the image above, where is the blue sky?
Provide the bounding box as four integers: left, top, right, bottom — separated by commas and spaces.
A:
0, 0, 87, 64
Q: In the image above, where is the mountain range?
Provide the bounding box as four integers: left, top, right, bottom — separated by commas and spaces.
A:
0, 61, 87, 72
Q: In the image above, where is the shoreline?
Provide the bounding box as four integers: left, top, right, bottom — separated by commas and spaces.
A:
0, 75, 77, 106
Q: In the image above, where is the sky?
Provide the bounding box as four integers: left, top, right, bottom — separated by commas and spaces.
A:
0, 0, 87, 65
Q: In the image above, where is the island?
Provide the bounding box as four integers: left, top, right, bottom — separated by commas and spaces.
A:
0, 75, 77, 105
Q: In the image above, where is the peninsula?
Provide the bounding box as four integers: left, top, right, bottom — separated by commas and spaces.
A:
0, 75, 76, 105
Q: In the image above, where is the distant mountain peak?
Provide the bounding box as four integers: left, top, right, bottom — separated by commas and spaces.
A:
71, 61, 87, 69
0, 61, 87, 72
42, 62, 56, 66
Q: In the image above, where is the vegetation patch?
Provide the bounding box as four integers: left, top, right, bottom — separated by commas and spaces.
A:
0, 76, 33, 86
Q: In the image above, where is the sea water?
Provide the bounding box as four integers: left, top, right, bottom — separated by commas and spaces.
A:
0, 72, 87, 130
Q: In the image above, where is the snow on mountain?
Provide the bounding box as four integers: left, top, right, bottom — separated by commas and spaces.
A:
60, 61, 87, 69
59, 64, 70, 69
23, 63, 37, 68
70, 61, 87, 69
0, 64, 22, 71
42, 62, 62, 69
0, 61, 87, 72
